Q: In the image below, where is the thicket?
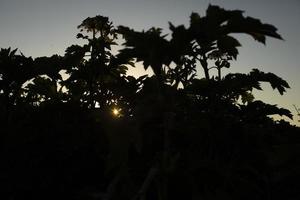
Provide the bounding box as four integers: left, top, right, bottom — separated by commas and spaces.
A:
1, 5, 299, 200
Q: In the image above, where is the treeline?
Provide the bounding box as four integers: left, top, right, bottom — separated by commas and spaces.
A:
0, 5, 299, 200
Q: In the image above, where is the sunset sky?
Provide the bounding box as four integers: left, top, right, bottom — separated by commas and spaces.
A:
0, 0, 299, 125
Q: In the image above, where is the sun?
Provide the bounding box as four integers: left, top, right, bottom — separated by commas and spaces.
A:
112, 108, 120, 116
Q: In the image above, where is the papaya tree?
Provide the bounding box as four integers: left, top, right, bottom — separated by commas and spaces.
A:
113, 4, 294, 200
187, 4, 282, 80
1, 4, 299, 200
0, 48, 35, 108
63, 15, 132, 110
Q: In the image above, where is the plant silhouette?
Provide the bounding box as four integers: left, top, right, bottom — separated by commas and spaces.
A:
0, 5, 299, 200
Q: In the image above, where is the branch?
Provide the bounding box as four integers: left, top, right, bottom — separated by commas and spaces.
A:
102, 167, 125, 200
132, 166, 159, 200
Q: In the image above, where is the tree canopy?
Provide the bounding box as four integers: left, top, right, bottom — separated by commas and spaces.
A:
0, 4, 299, 200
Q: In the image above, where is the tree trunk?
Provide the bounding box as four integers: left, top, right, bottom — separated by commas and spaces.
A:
200, 54, 210, 80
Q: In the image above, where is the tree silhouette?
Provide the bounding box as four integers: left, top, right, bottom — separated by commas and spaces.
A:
188, 5, 282, 80
0, 4, 299, 200
64, 15, 130, 110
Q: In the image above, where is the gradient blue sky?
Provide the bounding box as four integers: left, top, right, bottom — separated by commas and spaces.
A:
0, 0, 299, 125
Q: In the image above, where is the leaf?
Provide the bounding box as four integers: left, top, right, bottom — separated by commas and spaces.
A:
117, 26, 172, 77
78, 15, 113, 35
225, 15, 283, 44
169, 23, 193, 63
33, 55, 63, 80
241, 91, 254, 104
250, 69, 290, 95
76, 33, 89, 40
217, 35, 241, 59
26, 76, 59, 102
206, 4, 244, 25
190, 12, 201, 25
242, 100, 293, 119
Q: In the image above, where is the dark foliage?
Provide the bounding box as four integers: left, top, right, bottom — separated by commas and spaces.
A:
0, 5, 299, 200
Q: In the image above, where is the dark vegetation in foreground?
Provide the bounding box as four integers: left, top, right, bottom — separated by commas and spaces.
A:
1, 5, 300, 200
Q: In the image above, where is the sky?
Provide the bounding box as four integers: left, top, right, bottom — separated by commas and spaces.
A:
0, 0, 299, 125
